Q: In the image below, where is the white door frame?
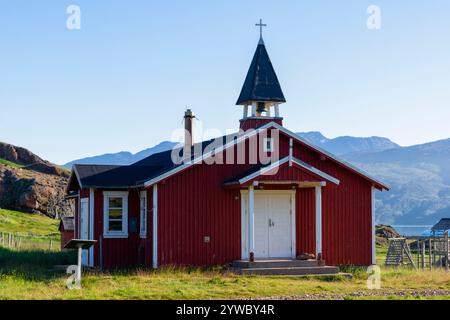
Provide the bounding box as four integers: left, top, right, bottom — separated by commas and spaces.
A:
89, 188, 95, 267
80, 198, 89, 266
241, 189, 296, 260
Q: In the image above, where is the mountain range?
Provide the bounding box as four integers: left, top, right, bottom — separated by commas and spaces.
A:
63, 133, 399, 167
62, 132, 450, 226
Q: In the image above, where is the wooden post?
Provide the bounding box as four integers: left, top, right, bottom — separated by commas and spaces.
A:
429, 238, 432, 270
421, 240, 426, 269
433, 240, 436, 266
417, 241, 420, 267
49, 240, 53, 251
445, 231, 449, 271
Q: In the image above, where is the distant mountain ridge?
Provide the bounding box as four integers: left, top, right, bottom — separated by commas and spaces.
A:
343, 138, 450, 225
297, 131, 400, 156
63, 141, 177, 168
63, 132, 399, 167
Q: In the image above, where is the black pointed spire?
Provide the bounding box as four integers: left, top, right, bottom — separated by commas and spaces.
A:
236, 40, 286, 106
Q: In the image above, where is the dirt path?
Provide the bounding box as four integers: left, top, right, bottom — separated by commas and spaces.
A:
256, 289, 450, 300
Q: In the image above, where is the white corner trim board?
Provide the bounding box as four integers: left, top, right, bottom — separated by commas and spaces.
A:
248, 185, 255, 256
371, 186, 376, 265
152, 184, 158, 269
89, 188, 95, 267
315, 186, 322, 257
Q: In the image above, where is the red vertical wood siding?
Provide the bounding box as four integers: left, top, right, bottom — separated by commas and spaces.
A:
288, 136, 373, 266
296, 187, 316, 256
60, 230, 75, 250
92, 189, 143, 268
157, 142, 259, 266
143, 189, 153, 267
239, 118, 283, 131
76, 128, 375, 267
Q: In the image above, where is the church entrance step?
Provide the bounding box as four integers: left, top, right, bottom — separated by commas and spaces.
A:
231, 266, 340, 276
232, 259, 321, 269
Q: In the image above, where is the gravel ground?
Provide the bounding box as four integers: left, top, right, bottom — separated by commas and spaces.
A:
254, 289, 450, 300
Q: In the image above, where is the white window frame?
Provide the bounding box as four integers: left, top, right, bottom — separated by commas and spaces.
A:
140, 190, 147, 238
263, 137, 274, 152
103, 191, 128, 238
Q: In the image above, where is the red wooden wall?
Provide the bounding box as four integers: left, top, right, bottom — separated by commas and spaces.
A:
60, 230, 74, 250
74, 127, 375, 268
296, 187, 316, 256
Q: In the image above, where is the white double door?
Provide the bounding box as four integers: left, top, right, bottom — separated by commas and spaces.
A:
254, 193, 294, 258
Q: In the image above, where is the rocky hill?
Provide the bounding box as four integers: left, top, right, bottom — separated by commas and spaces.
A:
0, 142, 70, 217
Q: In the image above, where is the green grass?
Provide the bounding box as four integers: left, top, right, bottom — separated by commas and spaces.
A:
0, 158, 24, 168
0, 244, 449, 300
1, 210, 449, 300
0, 209, 59, 238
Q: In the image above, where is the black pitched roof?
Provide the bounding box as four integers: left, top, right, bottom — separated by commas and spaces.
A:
71, 133, 240, 189
236, 41, 286, 105
432, 218, 450, 232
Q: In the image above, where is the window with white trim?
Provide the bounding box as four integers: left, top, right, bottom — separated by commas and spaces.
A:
103, 191, 128, 238
140, 191, 147, 238
263, 138, 274, 152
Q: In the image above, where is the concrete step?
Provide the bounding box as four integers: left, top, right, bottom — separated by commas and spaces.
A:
233, 266, 340, 276
232, 259, 321, 269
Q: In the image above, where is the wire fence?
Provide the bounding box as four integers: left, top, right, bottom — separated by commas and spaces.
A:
0, 232, 60, 251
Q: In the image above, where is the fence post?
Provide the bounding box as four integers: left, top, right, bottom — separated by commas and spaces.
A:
445, 231, 449, 271
49, 239, 53, 251
421, 241, 425, 269
429, 238, 432, 270
433, 240, 436, 266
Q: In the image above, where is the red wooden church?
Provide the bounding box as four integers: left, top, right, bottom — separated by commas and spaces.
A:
66, 30, 389, 269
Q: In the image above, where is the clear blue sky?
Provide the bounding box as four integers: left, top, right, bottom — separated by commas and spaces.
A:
1, 1, 450, 164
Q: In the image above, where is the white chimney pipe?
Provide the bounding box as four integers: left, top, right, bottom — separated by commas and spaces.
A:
183, 109, 194, 162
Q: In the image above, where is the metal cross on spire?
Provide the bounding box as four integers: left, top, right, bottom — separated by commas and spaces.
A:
255, 19, 267, 43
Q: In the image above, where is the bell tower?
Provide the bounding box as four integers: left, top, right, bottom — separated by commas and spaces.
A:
237, 19, 286, 131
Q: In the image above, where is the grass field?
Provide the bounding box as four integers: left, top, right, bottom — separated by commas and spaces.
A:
0, 209, 59, 237
1, 246, 450, 300
0, 158, 24, 168
0, 209, 60, 250
1, 209, 450, 300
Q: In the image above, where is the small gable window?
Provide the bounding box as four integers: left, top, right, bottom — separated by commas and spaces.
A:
103, 191, 128, 238
263, 138, 274, 152
140, 191, 147, 238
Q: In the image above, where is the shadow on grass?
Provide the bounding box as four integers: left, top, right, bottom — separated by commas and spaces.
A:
0, 246, 76, 281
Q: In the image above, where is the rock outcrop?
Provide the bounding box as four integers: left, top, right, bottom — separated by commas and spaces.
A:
0, 142, 70, 217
